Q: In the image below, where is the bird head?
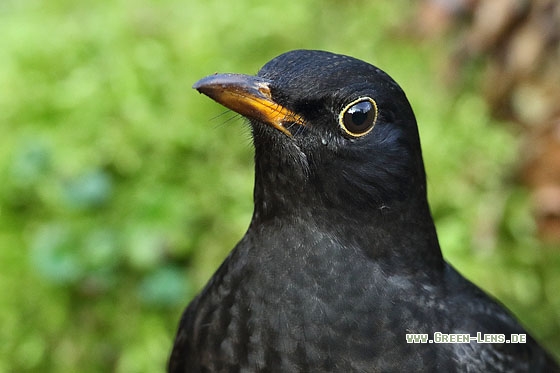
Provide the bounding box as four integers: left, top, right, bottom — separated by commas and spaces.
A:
194, 50, 429, 226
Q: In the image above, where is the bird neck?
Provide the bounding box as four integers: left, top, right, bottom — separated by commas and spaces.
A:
251, 171, 444, 273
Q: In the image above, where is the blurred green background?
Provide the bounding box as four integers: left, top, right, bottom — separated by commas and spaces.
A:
1, 0, 559, 371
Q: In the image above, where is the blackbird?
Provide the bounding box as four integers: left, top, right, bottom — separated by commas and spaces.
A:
169, 50, 558, 372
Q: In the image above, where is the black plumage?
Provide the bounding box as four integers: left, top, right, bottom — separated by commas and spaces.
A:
168, 50, 559, 372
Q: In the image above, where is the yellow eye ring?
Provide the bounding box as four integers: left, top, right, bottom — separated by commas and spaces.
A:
338, 97, 378, 138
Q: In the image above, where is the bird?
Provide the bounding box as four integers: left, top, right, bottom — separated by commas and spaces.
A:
168, 50, 559, 372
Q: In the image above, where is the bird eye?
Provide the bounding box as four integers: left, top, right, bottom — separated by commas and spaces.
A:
339, 97, 378, 138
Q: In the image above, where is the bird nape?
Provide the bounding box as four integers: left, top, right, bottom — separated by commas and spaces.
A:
168, 50, 559, 372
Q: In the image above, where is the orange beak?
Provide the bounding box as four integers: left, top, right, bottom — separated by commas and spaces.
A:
193, 74, 304, 136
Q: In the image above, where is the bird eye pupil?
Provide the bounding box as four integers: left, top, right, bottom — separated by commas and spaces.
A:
339, 98, 378, 137
346, 101, 371, 127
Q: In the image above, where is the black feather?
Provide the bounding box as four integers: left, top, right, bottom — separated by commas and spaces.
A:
169, 50, 559, 372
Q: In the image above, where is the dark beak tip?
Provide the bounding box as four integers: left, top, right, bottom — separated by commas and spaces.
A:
192, 74, 219, 92
193, 73, 271, 93
192, 77, 209, 91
